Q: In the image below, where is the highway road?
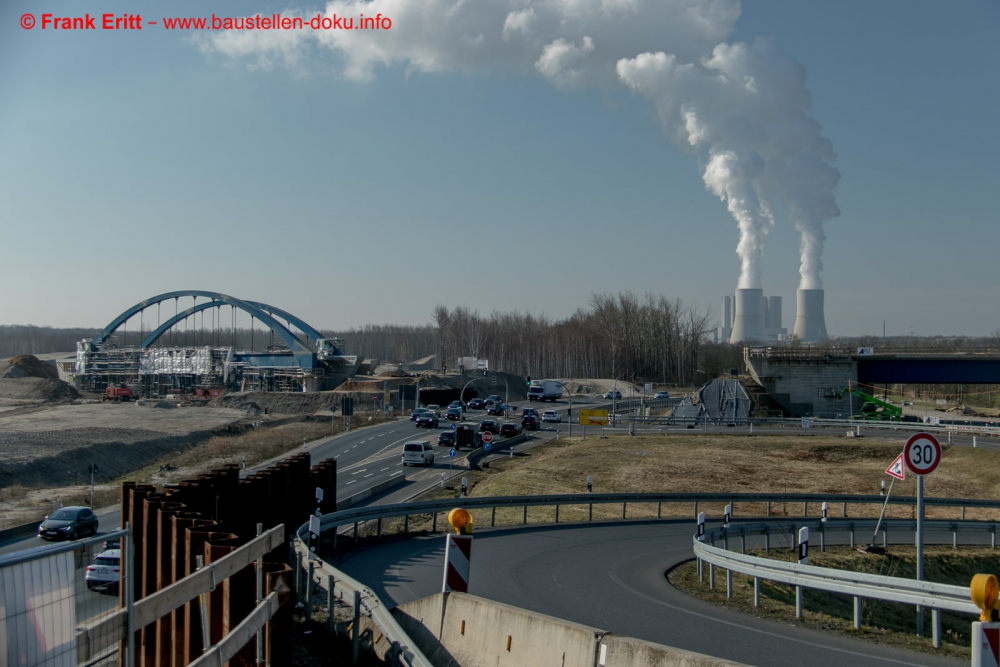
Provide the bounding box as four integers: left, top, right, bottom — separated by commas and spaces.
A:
336, 519, 969, 667
0, 399, 593, 557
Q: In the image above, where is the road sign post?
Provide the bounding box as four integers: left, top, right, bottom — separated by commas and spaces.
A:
904, 432, 942, 636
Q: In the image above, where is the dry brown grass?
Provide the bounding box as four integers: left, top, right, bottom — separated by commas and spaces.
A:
349, 432, 1000, 542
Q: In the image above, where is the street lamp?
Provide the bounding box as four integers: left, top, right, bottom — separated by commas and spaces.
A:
414, 369, 434, 413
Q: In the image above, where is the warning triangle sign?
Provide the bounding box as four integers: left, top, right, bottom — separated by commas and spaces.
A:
886, 453, 906, 481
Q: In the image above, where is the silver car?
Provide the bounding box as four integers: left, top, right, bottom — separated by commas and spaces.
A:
85, 549, 120, 593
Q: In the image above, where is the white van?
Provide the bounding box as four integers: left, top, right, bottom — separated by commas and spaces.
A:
402, 441, 435, 466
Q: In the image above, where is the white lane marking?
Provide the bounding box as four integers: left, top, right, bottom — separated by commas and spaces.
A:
380, 433, 386, 437
345, 480, 357, 485
364, 473, 373, 478
381, 467, 390, 472
605, 570, 924, 666
352, 445, 357, 448
351, 469, 366, 475
389, 471, 403, 477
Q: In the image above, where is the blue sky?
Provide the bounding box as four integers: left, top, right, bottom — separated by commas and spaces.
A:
1, 0, 997, 337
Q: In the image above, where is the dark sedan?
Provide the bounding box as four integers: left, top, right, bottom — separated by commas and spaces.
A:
416, 413, 439, 428
437, 431, 457, 446
38, 506, 99, 541
479, 420, 500, 434
499, 423, 521, 437
467, 398, 486, 410
487, 404, 507, 416
520, 415, 540, 431
444, 408, 463, 421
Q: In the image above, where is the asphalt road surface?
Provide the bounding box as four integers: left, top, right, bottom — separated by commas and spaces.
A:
337, 519, 972, 667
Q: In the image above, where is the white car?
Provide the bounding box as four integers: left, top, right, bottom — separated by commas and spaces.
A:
542, 410, 562, 423
402, 441, 435, 466
603, 390, 622, 399
85, 549, 120, 593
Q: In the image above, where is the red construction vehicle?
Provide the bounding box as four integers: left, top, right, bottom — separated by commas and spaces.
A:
103, 385, 135, 402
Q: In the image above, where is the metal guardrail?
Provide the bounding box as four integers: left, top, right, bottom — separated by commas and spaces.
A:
292, 530, 433, 667
601, 415, 1000, 434
692, 518, 996, 648
315, 492, 1000, 532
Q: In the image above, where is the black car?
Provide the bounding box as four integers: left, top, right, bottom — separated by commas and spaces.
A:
437, 431, 457, 446
499, 423, 521, 437
487, 404, 506, 416
521, 407, 537, 417
38, 506, 99, 541
416, 413, 439, 428
479, 420, 500, 434
444, 408, 462, 421
410, 408, 429, 421
520, 415, 540, 431
467, 398, 486, 410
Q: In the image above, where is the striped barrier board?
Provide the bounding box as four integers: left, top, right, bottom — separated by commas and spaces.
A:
443, 534, 472, 593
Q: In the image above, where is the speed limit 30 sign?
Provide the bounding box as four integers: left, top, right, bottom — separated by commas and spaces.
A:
904, 432, 942, 475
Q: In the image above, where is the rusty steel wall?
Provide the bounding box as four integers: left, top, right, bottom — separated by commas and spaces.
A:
120, 451, 337, 666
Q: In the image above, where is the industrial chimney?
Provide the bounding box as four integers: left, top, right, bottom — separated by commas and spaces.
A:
729, 288, 766, 343
793, 289, 828, 342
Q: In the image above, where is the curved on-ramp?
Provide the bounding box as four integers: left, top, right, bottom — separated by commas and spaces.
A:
337, 519, 968, 667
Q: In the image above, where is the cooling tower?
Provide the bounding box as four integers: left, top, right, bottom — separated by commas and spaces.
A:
793, 289, 828, 342
729, 288, 765, 343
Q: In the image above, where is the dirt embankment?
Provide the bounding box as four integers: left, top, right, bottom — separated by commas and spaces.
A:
0, 354, 80, 402
0, 355, 60, 379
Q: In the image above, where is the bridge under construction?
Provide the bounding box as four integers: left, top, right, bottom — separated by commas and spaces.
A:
68, 290, 361, 395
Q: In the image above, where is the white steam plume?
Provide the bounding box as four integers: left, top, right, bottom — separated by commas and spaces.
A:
201, 0, 838, 289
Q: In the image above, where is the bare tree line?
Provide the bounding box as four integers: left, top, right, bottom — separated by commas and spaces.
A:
0, 326, 100, 358
434, 293, 714, 385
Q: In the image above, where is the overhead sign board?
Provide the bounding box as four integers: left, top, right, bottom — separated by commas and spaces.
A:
579, 409, 609, 426
904, 432, 942, 475
885, 453, 906, 481
857, 347, 875, 356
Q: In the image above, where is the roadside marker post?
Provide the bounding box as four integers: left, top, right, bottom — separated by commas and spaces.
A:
971, 573, 1000, 664
697, 512, 706, 539
587, 476, 593, 494
461, 477, 468, 498
822, 502, 828, 523
724, 503, 732, 528
443, 509, 474, 593
798, 527, 809, 565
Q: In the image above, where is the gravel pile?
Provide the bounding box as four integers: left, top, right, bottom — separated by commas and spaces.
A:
0, 377, 80, 401
0, 355, 60, 380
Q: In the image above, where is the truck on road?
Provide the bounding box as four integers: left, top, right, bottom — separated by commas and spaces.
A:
527, 379, 562, 402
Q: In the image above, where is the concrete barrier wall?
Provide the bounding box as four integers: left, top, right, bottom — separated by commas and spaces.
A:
393, 593, 748, 667
601, 636, 747, 667
0, 520, 41, 544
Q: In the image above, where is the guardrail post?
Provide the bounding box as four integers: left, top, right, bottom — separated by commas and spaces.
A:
491, 507, 496, 527
698, 558, 703, 582
766, 501, 771, 516
523, 505, 528, 525
723, 529, 728, 551
932, 609, 941, 648
795, 586, 803, 619
952, 523, 957, 549
657, 501, 662, 519
327, 575, 335, 636
622, 502, 627, 519
694, 501, 698, 518
992, 524, 996, 549
843, 501, 848, 517
803, 501, 808, 517
709, 563, 715, 590
820, 524, 825, 552
726, 569, 732, 598
404, 514, 409, 534
555, 505, 560, 523
853, 597, 861, 630
306, 561, 315, 623
740, 528, 745, 554
352, 590, 361, 664
882, 524, 887, 548
354, 522, 359, 544
432, 513, 437, 532
764, 525, 769, 555
753, 577, 760, 607
377, 518, 382, 539
962, 506, 966, 521
850, 523, 855, 549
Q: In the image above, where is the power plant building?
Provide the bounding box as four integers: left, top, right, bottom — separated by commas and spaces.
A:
717, 291, 787, 343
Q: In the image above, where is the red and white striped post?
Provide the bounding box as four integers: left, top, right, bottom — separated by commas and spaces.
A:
443, 508, 474, 593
